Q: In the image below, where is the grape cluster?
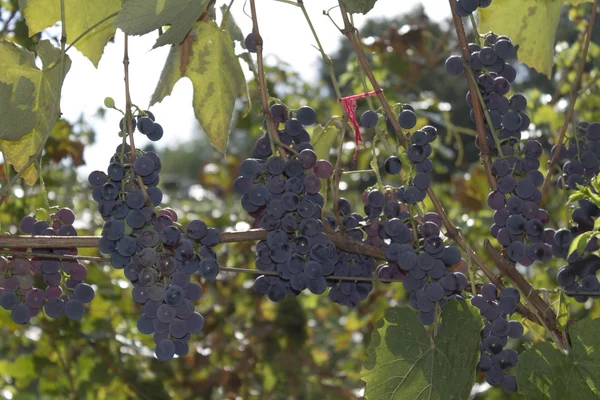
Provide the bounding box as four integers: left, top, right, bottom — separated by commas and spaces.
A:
362, 188, 468, 324
487, 141, 552, 265
249, 104, 318, 159
454, 0, 492, 17
236, 105, 339, 301
552, 199, 600, 263
326, 198, 376, 307
448, 34, 527, 155
120, 110, 164, 142
447, 33, 552, 265
89, 118, 221, 360
88, 144, 163, 222
397, 125, 438, 204
553, 122, 600, 190
557, 255, 600, 303
470, 284, 523, 394
0, 209, 95, 324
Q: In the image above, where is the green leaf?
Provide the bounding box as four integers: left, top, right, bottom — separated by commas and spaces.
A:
0, 79, 39, 141
568, 231, 593, 257
150, 21, 247, 153
556, 292, 569, 331
567, 191, 587, 203
0, 40, 71, 185
478, 1, 564, 77
114, 0, 209, 49
310, 123, 339, 161
19, 0, 120, 67
340, 0, 378, 14
220, 4, 243, 45
517, 316, 600, 399
361, 301, 483, 400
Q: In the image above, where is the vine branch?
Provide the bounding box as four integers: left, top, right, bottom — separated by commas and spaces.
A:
541, 0, 599, 199
123, 34, 151, 205
449, 0, 497, 190
0, 229, 386, 259
248, 0, 288, 161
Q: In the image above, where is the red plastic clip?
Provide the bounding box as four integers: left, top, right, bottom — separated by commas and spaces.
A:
338, 89, 383, 146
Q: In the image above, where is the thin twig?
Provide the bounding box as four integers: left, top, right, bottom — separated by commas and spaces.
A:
541, 0, 599, 199
449, 0, 496, 190
296, 0, 349, 221
248, 0, 288, 161
578, 73, 600, 95
123, 34, 152, 206
0, 9, 18, 36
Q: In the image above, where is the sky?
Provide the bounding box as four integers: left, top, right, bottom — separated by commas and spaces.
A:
50, 0, 452, 177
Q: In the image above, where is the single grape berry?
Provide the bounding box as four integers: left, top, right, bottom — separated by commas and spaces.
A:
245, 33, 258, 53
296, 106, 317, 126
360, 110, 378, 128
384, 156, 402, 174
398, 109, 417, 129
445, 55, 463, 76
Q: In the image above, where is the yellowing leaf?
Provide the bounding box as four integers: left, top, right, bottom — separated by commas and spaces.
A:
19, 0, 120, 67
0, 40, 71, 185
150, 21, 247, 153
0, 80, 39, 141
478, 1, 564, 77
114, 0, 209, 49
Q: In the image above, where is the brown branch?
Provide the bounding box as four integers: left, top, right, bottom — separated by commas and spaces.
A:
448, 0, 497, 191
0, 229, 387, 259
541, 0, 599, 200
123, 34, 152, 206
248, 0, 288, 161
484, 240, 557, 332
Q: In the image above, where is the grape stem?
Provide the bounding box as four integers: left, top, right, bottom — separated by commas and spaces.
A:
336, 0, 550, 329
248, 0, 288, 162
541, 0, 599, 200
122, 34, 152, 207
448, 0, 497, 190
296, 0, 350, 223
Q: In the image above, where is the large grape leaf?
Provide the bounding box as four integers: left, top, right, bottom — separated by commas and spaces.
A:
478, 0, 592, 77
19, 0, 120, 67
0, 80, 38, 141
150, 21, 247, 153
114, 0, 209, 49
517, 317, 600, 399
361, 301, 483, 400
340, 0, 378, 14
0, 40, 71, 185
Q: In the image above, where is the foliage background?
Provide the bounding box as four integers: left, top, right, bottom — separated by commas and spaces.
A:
0, 0, 599, 399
